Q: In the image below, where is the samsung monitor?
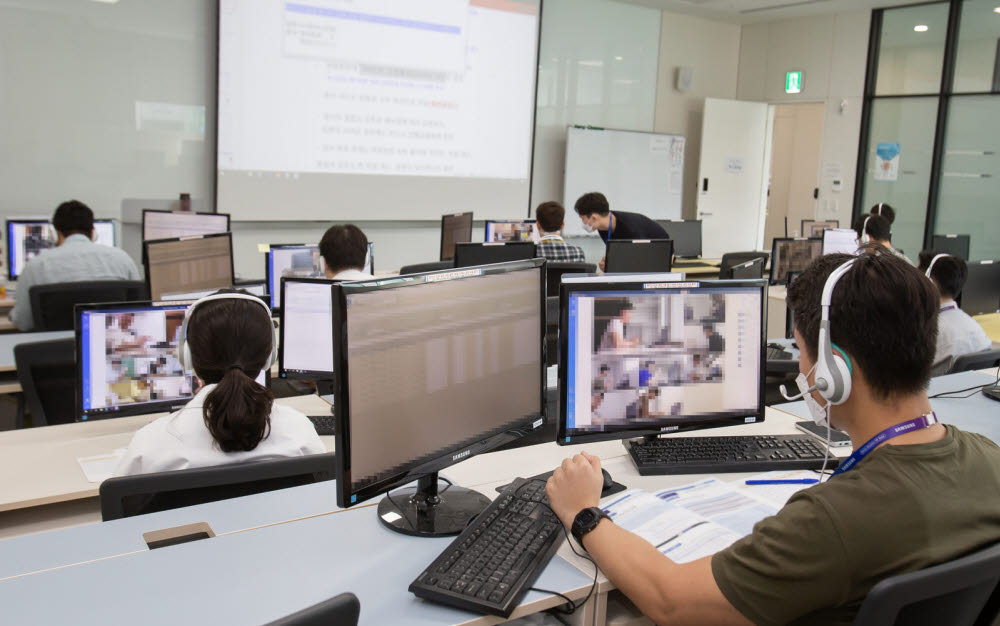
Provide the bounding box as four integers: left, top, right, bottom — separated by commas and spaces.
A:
731, 257, 765, 280
279, 277, 337, 380
605, 239, 674, 274
822, 228, 859, 256
76, 300, 265, 421
801, 219, 839, 238
440, 212, 474, 261
5, 218, 117, 280
143, 233, 235, 302
960, 260, 1000, 316
558, 276, 765, 446
484, 220, 539, 243
333, 259, 545, 536
931, 234, 971, 262
657, 220, 702, 258
769, 238, 822, 285
142, 210, 230, 241
453, 241, 536, 268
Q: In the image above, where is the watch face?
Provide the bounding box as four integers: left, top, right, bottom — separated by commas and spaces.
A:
575, 508, 598, 527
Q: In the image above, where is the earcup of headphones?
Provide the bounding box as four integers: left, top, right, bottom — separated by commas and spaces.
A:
820, 353, 853, 405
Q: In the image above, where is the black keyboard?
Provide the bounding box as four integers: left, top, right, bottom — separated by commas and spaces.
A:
625, 434, 838, 475
307, 415, 336, 436
409, 478, 564, 617
766, 343, 793, 360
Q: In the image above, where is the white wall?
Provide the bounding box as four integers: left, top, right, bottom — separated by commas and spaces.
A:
737, 11, 871, 229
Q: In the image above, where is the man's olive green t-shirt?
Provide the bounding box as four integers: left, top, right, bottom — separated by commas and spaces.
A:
711, 426, 1000, 626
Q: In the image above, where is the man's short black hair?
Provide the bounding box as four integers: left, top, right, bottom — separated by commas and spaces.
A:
52, 200, 94, 237
854, 214, 891, 242
918, 249, 967, 300
870, 203, 896, 225
319, 224, 368, 272
574, 192, 610, 217
535, 201, 565, 233
786, 248, 938, 401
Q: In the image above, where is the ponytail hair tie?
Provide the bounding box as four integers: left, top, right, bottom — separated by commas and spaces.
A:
228, 365, 244, 373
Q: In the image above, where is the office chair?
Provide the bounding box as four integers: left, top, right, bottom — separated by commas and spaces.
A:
14, 338, 76, 427
265, 592, 360, 626
99, 452, 337, 521
852, 542, 1000, 626
546, 295, 559, 367
546, 261, 596, 298
718, 252, 769, 280
399, 260, 454, 275
949, 349, 1000, 375
29, 281, 147, 331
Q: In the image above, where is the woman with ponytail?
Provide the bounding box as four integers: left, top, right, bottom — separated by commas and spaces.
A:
114, 289, 324, 476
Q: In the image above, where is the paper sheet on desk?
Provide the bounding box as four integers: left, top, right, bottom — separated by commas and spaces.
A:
737, 470, 821, 509
77, 449, 126, 483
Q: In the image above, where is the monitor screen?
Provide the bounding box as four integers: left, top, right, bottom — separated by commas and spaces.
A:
142, 210, 230, 241
559, 278, 765, 444
801, 219, 838, 238
657, 220, 701, 258
822, 228, 859, 256
5, 218, 118, 280
961, 260, 1000, 316
279, 278, 336, 378
94, 220, 116, 247
144, 234, 235, 301
334, 260, 545, 509
605, 239, 673, 274
267, 245, 326, 309
484, 220, 539, 243
440, 212, 473, 261
931, 234, 971, 261
770, 238, 822, 285
453, 241, 536, 268
77, 301, 266, 421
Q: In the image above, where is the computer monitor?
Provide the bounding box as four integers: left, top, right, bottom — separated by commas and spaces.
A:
558, 276, 765, 446
605, 239, 674, 274
142, 210, 230, 241
144, 233, 235, 302
931, 234, 971, 261
266, 242, 374, 309
801, 219, 839, 238
484, 220, 539, 243
5, 218, 119, 280
333, 259, 545, 536
960, 260, 1000, 316
657, 220, 702, 258
440, 212, 473, 261
279, 277, 337, 380
453, 241, 536, 268
159, 282, 267, 303
731, 257, 765, 280
822, 228, 859, 256
769, 238, 822, 285
76, 300, 266, 421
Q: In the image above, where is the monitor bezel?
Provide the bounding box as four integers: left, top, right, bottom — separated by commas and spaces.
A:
141, 209, 231, 242
930, 234, 971, 262
483, 219, 538, 243
453, 241, 537, 268
439, 212, 474, 261
656, 220, 702, 258
278, 276, 338, 381
142, 232, 235, 302
605, 239, 674, 274
264, 243, 310, 310
332, 258, 547, 509
768, 237, 822, 285
557, 277, 768, 445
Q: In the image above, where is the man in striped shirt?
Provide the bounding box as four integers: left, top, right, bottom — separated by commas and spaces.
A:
534, 201, 586, 263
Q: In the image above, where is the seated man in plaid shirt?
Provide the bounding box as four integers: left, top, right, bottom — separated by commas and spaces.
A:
535, 201, 586, 263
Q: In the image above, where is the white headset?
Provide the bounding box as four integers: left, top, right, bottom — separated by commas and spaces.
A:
813, 258, 856, 406
860, 216, 872, 244
873, 202, 884, 217
925, 253, 950, 279
176, 292, 277, 373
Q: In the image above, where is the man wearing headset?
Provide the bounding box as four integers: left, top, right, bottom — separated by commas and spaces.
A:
546, 249, 1000, 624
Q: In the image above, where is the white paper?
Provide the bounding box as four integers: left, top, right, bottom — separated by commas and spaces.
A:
77, 448, 127, 483
650, 136, 673, 154
725, 157, 744, 174
737, 470, 821, 509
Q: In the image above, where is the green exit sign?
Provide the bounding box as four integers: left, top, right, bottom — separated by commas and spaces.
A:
785, 71, 803, 94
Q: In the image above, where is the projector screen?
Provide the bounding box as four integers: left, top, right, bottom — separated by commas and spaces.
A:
217, 0, 541, 221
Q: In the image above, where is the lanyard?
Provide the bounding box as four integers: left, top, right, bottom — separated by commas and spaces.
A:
539, 235, 563, 242
940, 303, 958, 312
832, 412, 939, 476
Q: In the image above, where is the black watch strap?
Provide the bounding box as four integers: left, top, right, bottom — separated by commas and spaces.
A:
571, 507, 611, 544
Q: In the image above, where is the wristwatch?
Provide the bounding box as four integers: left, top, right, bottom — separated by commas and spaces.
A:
571, 507, 612, 544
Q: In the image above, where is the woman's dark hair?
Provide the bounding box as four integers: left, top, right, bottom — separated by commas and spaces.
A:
870, 202, 896, 225
918, 249, 967, 300
52, 200, 95, 237
787, 248, 938, 401
854, 214, 891, 242
187, 289, 275, 452
574, 192, 610, 217
319, 224, 369, 273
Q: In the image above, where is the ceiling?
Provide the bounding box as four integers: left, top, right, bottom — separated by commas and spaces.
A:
615, 0, 935, 24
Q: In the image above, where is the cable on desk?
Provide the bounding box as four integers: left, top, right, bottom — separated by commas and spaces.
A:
929, 367, 1000, 399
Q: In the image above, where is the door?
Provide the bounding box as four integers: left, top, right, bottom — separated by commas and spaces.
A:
764, 103, 825, 246
697, 98, 773, 259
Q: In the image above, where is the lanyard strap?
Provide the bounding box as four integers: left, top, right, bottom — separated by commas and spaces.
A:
832, 412, 939, 476
539, 235, 563, 242
940, 303, 958, 312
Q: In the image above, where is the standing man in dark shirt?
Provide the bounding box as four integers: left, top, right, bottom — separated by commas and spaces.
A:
574, 192, 669, 271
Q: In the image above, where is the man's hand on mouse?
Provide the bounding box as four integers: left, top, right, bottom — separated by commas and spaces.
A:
546, 452, 604, 529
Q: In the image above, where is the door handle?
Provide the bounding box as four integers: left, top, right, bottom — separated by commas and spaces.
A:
700, 212, 714, 217
702, 178, 709, 192
813, 188, 819, 199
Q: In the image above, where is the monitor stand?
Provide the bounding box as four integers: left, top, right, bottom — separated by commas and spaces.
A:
377, 472, 490, 537
315, 380, 335, 415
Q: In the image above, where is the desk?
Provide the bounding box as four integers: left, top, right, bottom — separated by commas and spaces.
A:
974, 312, 1000, 346
674, 258, 721, 278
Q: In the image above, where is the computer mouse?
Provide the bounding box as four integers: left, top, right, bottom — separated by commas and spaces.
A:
601, 468, 614, 491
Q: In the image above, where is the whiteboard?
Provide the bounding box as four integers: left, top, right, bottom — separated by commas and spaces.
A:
561, 127, 685, 236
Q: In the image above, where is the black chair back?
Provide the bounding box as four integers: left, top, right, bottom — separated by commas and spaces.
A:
546, 261, 596, 298
852, 543, 1000, 626
30, 281, 147, 331
265, 592, 360, 626
399, 260, 454, 275
99, 452, 337, 521
950, 349, 1000, 374
14, 338, 76, 427
719, 252, 769, 279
